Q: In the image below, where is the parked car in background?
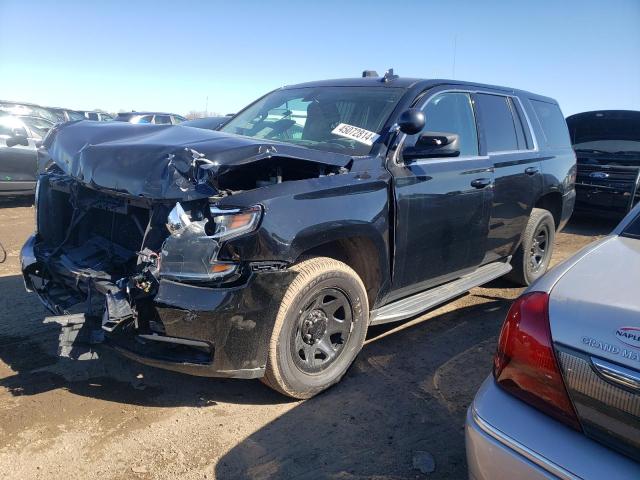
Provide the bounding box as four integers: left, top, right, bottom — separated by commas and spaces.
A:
568, 110, 640, 217
0, 100, 58, 124
17, 115, 55, 139
81, 111, 114, 121
0, 113, 50, 195
22, 73, 575, 398
182, 116, 231, 130
48, 107, 86, 123
114, 112, 186, 125
466, 202, 640, 479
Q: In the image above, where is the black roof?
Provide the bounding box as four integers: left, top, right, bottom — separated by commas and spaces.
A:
281, 76, 557, 103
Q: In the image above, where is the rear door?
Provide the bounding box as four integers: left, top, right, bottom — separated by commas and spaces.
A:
387, 89, 493, 300
473, 93, 543, 262
0, 117, 38, 191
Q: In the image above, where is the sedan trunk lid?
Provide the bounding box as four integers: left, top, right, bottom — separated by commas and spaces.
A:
548, 235, 640, 460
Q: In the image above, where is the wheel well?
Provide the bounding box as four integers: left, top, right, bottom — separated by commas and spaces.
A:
297, 237, 382, 308
535, 192, 562, 229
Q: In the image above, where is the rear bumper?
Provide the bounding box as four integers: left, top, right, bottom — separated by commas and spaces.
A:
21, 234, 294, 379
466, 377, 640, 480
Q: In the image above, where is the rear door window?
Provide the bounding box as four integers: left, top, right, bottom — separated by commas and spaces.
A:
154, 115, 172, 125
531, 100, 571, 148
475, 94, 519, 153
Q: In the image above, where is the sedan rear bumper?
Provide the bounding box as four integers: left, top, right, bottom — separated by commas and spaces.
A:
466, 377, 640, 480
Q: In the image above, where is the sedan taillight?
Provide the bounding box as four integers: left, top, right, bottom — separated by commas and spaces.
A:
493, 292, 582, 431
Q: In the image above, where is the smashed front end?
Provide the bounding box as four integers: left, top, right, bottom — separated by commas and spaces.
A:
19, 121, 352, 378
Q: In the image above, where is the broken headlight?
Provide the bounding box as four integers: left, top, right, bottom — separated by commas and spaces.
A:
159, 203, 262, 283
209, 205, 262, 241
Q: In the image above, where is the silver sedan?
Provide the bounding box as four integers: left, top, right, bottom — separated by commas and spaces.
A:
466, 203, 640, 479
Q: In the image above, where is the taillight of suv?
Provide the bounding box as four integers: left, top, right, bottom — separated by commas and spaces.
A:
493, 292, 582, 431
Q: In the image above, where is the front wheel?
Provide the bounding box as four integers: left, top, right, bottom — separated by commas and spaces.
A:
262, 257, 368, 399
507, 208, 556, 286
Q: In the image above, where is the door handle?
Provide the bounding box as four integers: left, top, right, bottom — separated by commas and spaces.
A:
471, 178, 491, 189
525, 166, 539, 175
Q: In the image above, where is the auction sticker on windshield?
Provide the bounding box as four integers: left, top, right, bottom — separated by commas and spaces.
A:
331, 123, 380, 146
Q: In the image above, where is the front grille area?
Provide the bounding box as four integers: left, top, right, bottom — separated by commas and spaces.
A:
556, 346, 640, 461
576, 164, 640, 191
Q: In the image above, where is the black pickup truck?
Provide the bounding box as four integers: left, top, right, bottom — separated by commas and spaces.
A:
21, 72, 576, 398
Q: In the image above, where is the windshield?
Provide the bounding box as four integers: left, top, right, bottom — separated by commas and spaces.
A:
220, 86, 404, 155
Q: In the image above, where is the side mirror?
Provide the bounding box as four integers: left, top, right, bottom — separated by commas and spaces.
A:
6, 130, 29, 147
402, 132, 460, 161
397, 108, 425, 135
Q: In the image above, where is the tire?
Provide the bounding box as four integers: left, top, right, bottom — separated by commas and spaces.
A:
262, 257, 369, 399
507, 208, 556, 286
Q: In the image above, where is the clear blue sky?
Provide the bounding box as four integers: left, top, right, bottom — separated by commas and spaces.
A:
1, 0, 639, 117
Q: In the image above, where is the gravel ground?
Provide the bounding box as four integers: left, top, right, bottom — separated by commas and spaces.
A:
0, 196, 618, 479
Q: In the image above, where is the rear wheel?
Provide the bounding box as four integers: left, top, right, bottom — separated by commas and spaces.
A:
262, 257, 368, 399
507, 208, 556, 286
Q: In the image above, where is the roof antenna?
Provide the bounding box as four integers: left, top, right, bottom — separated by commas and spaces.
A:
362, 70, 378, 78
382, 68, 398, 83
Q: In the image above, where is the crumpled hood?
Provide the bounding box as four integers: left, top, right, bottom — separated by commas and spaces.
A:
43, 120, 352, 200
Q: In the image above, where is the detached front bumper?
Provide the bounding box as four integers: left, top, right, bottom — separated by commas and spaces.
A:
21, 234, 294, 379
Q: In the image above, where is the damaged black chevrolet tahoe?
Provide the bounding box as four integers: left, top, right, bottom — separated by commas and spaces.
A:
20, 72, 576, 398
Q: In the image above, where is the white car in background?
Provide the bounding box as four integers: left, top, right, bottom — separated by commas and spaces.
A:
466, 203, 640, 479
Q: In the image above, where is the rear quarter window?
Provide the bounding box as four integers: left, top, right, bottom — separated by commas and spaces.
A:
531, 100, 571, 148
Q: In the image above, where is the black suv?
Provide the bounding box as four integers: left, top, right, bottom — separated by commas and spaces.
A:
567, 110, 640, 217
21, 72, 575, 398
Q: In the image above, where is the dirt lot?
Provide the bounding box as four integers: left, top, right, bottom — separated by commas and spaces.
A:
0, 197, 617, 480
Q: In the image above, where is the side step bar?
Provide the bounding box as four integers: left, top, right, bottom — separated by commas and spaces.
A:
370, 260, 512, 325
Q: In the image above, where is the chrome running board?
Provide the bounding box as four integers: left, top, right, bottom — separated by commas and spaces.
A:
370, 260, 512, 325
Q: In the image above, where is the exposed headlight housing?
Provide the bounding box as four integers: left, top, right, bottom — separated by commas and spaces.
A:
159, 203, 262, 283
209, 205, 262, 241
